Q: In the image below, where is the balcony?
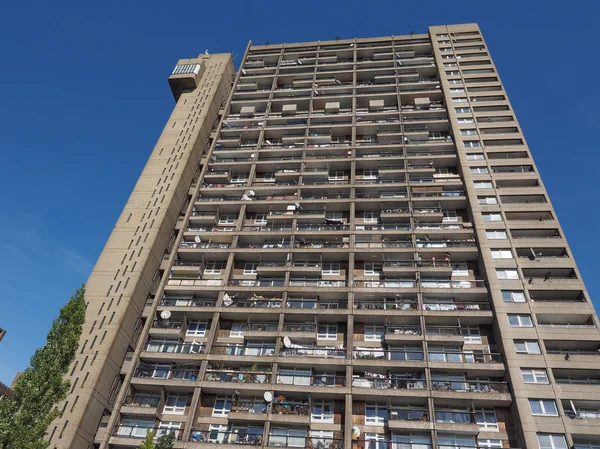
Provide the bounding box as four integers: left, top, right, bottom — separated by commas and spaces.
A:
354, 299, 418, 311
267, 436, 344, 449
276, 372, 346, 387
352, 348, 424, 361
205, 369, 272, 384
351, 374, 426, 390
134, 366, 199, 381
279, 347, 346, 358
427, 351, 503, 364
190, 430, 262, 445
431, 379, 509, 394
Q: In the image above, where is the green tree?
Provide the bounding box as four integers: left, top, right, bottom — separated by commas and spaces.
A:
138, 431, 155, 449
0, 286, 86, 449
156, 431, 176, 449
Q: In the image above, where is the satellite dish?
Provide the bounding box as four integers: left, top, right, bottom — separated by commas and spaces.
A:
194, 236, 202, 243
283, 336, 292, 348
248, 190, 256, 196
528, 248, 537, 261
160, 310, 172, 320
263, 391, 273, 402
351, 427, 361, 439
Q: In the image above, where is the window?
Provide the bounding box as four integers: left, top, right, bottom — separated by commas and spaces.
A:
278, 368, 311, 385
269, 428, 306, 447
440, 47, 453, 52
363, 211, 380, 223
508, 314, 533, 327
437, 33, 449, 37
362, 169, 378, 179
442, 55, 455, 60
496, 269, 519, 280
206, 425, 228, 443
537, 434, 568, 449
204, 262, 223, 275
365, 434, 389, 449
218, 214, 237, 225
467, 153, 484, 160
187, 320, 208, 337
364, 262, 382, 276
529, 399, 558, 416
118, 418, 154, 437
486, 230, 507, 240
365, 325, 385, 341
444, 62, 458, 67
474, 181, 493, 190
458, 117, 473, 124
442, 210, 458, 222
471, 167, 488, 174
491, 249, 512, 259
515, 340, 541, 354
230, 322, 245, 338
310, 431, 334, 447
312, 400, 334, 423
245, 342, 275, 356
502, 291, 526, 302
438, 434, 475, 449
464, 140, 481, 147
253, 213, 267, 225
476, 408, 499, 431
157, 421, 182, 438
329, 170, 345, 180
325, 212, 343, 222
322, 262, 340, 275
521, 368, 549, 384
244, 262, 258, 275
479, 440, 502, 449
461, 326, 482, 343
452, 97, 468, 103
462, 129, 478, 136
452, 262, 469, 276
263, 172, 275, 182
163, 394, 187, 414
366, 403, 388, 425
317, 324, 337, 340
455, 107, 471, 113
230, 173, 247, 183
450, 88, 465, 93
448, 79, 463, 84
482, 212, 501, 221
478, 196, 497, 204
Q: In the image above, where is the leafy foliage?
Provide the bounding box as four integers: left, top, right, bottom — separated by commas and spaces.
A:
0, 286, 86, 449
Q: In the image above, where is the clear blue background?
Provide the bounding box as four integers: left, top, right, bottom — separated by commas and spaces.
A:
0, 0, 598, 384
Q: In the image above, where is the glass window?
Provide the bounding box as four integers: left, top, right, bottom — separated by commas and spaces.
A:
365, 325, 385, 342
479, 440, 502, 449
311, 400, 334, 423
204, 262, 224, 275
244, 262, 258, 275
366, 403, 388, 425
458, 117, 473, 123
450, 88, 465, 93
471, 167, 489, 174
476, 408, 499, 430
467, 153, 484, 160
486, 230, 507, 239
444, 62, 458, 67
537, 434, 568, 449
464, 140, 481, 147
508, 314, 533, 327
496, 269, 519, 280
363, 211, 380, 223
322, 262, 340, 275
362, 169, 378, 179
230, 322, 245, 338
325, 212, 343, 222
515, 340, 541, 354
452, 97, 468, 103
187, 320, 208, 337
329, 170, 345, 180
213, 396, 232, 416
163, 394, 187, 414
364, 262, 382, 276
482, 213, 501, 221
530, 400, 559, 416
317, 324, 337, 340
491, 249, 512, 259
521, 368, 549, 384
446, 71, 460, 75
478, 196, 497, 204
452, 262, 469, 276
502, 291, 526, 302
219, 214, 237, 225
462, 129, 478, 135
474, 181, 493, 189
443, 210, 458, 222
449, 79, 463, 84
455, 107, 471, 113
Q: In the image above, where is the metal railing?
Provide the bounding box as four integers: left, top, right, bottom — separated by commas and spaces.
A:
123, 394, 161, 408
277, 373, 346, 386
353, 280, 416, 288
268, 436, 344, 449
280, 348, 347, 358
159, 298, 216, 307
283, 323, 317, 332
420, 280, 486, 289
386, 325, 421, 335
144, 342, 205, 354
423, 302, 490, 311
151, 319, 184, 330
352, 376, 426, 390
204, 370, 272, 383
434, 410, 476, 424
431, 379, 509, 393
389, 408, 429, 421
355, 301, 418, 310
353, 349, 424, 361
428, 351, 503, 363
288, 280, 347, 287
190, 430, 263, 445
134, 367, 199, 380
231, 400, 268, 414
287, 299, 348, 309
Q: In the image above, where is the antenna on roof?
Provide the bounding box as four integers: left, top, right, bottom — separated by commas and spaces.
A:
205, 49, 209, 55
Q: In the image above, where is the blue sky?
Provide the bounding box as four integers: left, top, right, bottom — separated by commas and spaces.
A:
0, 0, 598, 384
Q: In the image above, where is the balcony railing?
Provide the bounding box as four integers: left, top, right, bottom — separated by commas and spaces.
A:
268, 436, 344, 449
389, 407, 429, 421
352, 348, 424, 361
123, 394, 161, 408
277, 373, 346, 386
231, 400, 268, 414
144, 342, 205, 354
354, 280, 416, 288
352, 376, 426, 390
160, 297, 216, 307
423, 302, 490, 311
283, 323, 317, 332
427, 351, 503, 364
420, 280, 486, 289
434, 410, 476, 424
280, 348, 347, 358
355, 300, 418, 310
134, 367, 199, 380
431, 379, 509, 393
288, 280, 347, 287
190, 430, 263, 445
205, 370, 272, 383
114, 426, 183, 440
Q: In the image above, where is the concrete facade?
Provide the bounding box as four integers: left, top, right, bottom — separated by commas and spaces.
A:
50, 24, 600, 449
